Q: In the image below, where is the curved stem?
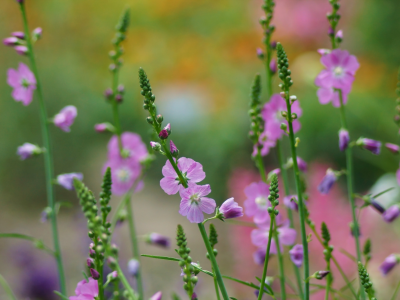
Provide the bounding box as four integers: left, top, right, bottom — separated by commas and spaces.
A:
198, 223, 230, 300
257, 213, 275, 300
126, 195, 144, 300
273, 218, 286, 300
338, 90, 365, 300
0, 274, 17, 300
114, 263, 137, 300
277, 140, 304, 299
19, 3, 66, 295
283, 95, 309, 300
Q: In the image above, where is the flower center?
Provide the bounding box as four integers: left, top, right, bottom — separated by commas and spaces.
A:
21, 78, 30, 88
117, 167, 131, 182
190, 193, 200, 204
255, 196, 268, 209
333, 66, 344, 77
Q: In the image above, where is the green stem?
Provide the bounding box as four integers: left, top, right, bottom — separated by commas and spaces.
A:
338, 90, 365, 300
324, 261, 331, 300
126, 195, 144, 300
257, 214, 275, 300
283, 95, 309, 300
273, 218, 286, 300
198, 223, 230, 300
213, 267, 222, 300
265, 36, 272, 100
94, 236, 105, 300
114, 263, 137, 300
0, 274, 17, 300
111, 68, 123, 151
256, 150, 267, 182
19, 3, 66, 296
277, 140, 304, 299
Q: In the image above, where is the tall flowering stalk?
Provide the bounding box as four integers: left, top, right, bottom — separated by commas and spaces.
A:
276, 43, 310, 300
15, 1, 66, 294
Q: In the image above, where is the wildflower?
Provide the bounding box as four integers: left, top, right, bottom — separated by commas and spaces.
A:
253, 131, 276, 157
385, 143, 399, 154
86, 258, 94, 268
69, 277, 99, 300
160, 157, 205, 195
40, 207, 51, 223
244, 181, 271, 225
253, 248, 266, 265
270, 58, 277, 74
32, 27, 42, 39
315, 79, 351, 107
3, 37, 19, 46
283, 195, 299, 212
127, 259, 140, 277
150, 291, 162, 300
315, 49, 359, 90
53, 105, 77, 132
318, 169, 337, 195
336, 30, 343, 40
94, 123, 107, 132
14, 45, 28, 55
170, 140, 179, 157
103, 158, 141, 195
219, 198, 243, 219
356, 138, 381, 155
104, 88, 113, 99
56, 173, 83, 190
338, 129, 350, 151
251, 219, 296, 254
12, 31, 25, 39
382, 205, 400, 223
287, 157, 307, 172
150, 141, 162, 152
159, 129, 169, 139
179, 184, 216, 223
380, 254, 399, 275
147, 233, 170, 248
289, 244, 304, 267
164, 123, 171, 135
314, 271, 330, 280
107, 132, 148, 162
7, 62, 36, 105
261, 93, 302, 142
17, 143, 42, 160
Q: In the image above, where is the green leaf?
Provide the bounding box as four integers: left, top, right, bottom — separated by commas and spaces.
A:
0, 274, 17, 300
0, 233, 54, 256
373, 187, 394, 198
82, 271, 89, 283
171, 292, 181, 300
141, 254, 180, 262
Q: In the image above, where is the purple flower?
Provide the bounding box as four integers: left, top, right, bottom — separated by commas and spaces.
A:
127, 259, 140, 277
356, 138, 381, 155
219, 197, 243, 219
17, 142, 41, 160
318, 169, 337, 195
261, 94, 302, 142
40, 207, 51, 223
383, 205, 400, 223
385, 143, 399, 154
316, 84, 350, 107
159, 129, 169, 139
160, 157, 205, 195
283, 195, 298, 212
103, 158, 141, 195
253, 131, 276, 157
87, 258, 94, 267
380, 254, 399, 275
251, 219, 296, 254
53, 105, 77, 132
15, 45, 28, 55
150, 291, 162, 300
104, 88, 113, 99
56, 173, 83, 190
253, 248, 266, 265
7, 62, 36, 105
148, 233, 170, 248
179, 184, 216, 223
12, 31, 25, 39
3, 37, 19, 46
289, 244, 304, 267
244, 181, 271, 225
296, 157, 308, 172
69, 277, 99, 300
339, 129, 350, 151
315, 49, 359, 90
270, 58, 277, 74
108, 132, 148, 162
370, 198, 385, 214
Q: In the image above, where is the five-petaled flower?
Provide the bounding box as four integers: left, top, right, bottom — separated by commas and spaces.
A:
244, 181, 272, 225
179, 184, 216, 223
69, 277, 98, 300
53, 105, 77, 132
7, 62, 36, 106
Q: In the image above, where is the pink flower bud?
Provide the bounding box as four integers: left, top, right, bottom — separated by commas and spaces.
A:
219, 198, 243, 219
336, 30, 343, 39
17, 143, 41, 160
32, 27, 42, 39
87, 258, 94, 267
14, 45, 28, 55
338, 129, 349, 151
95, 123, 107, 132
385, 143, 399, 154
3, 37, 19, 46
158, 129, 169, 140
11, 31, 25, 39
150, 291, 162, 300
90, 268, 100, 280
269, 58, 277, 74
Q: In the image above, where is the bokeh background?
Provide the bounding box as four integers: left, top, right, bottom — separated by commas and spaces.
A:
1, 0, 400, 299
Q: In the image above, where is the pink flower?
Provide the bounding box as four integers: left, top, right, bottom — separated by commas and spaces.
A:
53, 105, 77, 132
385, 143, 399, 154
150, 291, 162, 300
339, 129, 350, 151
380, 254, 399, 275
251, 219, 296, 254
3, 37, 19, 46
57, 173, 83, 190
107, 132, 148, 162
103, 158, 141, 195
179, 184, 216, 223
261, 94, 302, 142
17, 143, 41, 160
160, 157, 205, 195
243, 181, 271, 225
315, 49, 359, 91
219, 197, 243, 219
315, 77, 351, 107
289, 244, 304, 267
69, 277, 99, 300
94, 123, 108, 132
7, 62, 36, 106
253, 131, 276, 157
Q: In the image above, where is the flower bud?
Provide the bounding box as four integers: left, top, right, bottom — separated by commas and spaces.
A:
90, 268, 100, 279
314, 270, 330, 280
280, 123, 287, 131
32, 27, 42, 40
40, 207, 52, 223
385, 143, 399, 154
170, 140, 179, 157
256, 48, 264, 59
156, 114, 163, 123
104, 88, 113, 100
317, 168, 337, 195
3, 37, 19, 46
87, 258, 94, 268
270, 58, 277, 74
317, 48, 331, 56
383, 205, 400, 223
147, 233, 170, 248
158, 129, 169, 140
17, 143, 42, 160
219, 198, 243, 219
289, 244, 303, 267
127, 259, 140, 277
14, 45, 28, 55
11, 31, 25, 39
338, 129, 349, 151
150, 291, 162, 300
356, 138, 381, 155
115, 94, 123, 103
164, 123, 171, 135
380, 254, 400, 275
150, 141, 161, 152
335, 29, 343, 41
117, 84, 124, 94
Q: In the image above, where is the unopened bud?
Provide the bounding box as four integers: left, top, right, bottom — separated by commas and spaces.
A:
150, 141, 161, 151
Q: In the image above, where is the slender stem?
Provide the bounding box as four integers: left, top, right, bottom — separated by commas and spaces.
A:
0, 274, 17, 300
284, 95, 309, 300
277, 140, 304, 299
111, 69, 123, 151
265, 35, 272, 100
198, 223, 230, 300
94, 236, 105, 300
257, 214, 275, 300
324, 261, 331, 300
114, 263, 137, 300
273, 218, 286, 300
126, 195, 144, 300
338, 90, 365, 300
212, 267, 222, 300
256, 150, 267, 182
19, 3, 66, 295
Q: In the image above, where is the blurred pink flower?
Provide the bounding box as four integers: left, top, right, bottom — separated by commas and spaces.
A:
220, 197, 243, 219
7, 62, 36, 105
69, 277, 98, 300
179, 184, 216, 223
243, 181, 271, 225
53, 105, 77, 132
108, 132, 148, 162
57, 172, 83, 190
103, 158, 141, 195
